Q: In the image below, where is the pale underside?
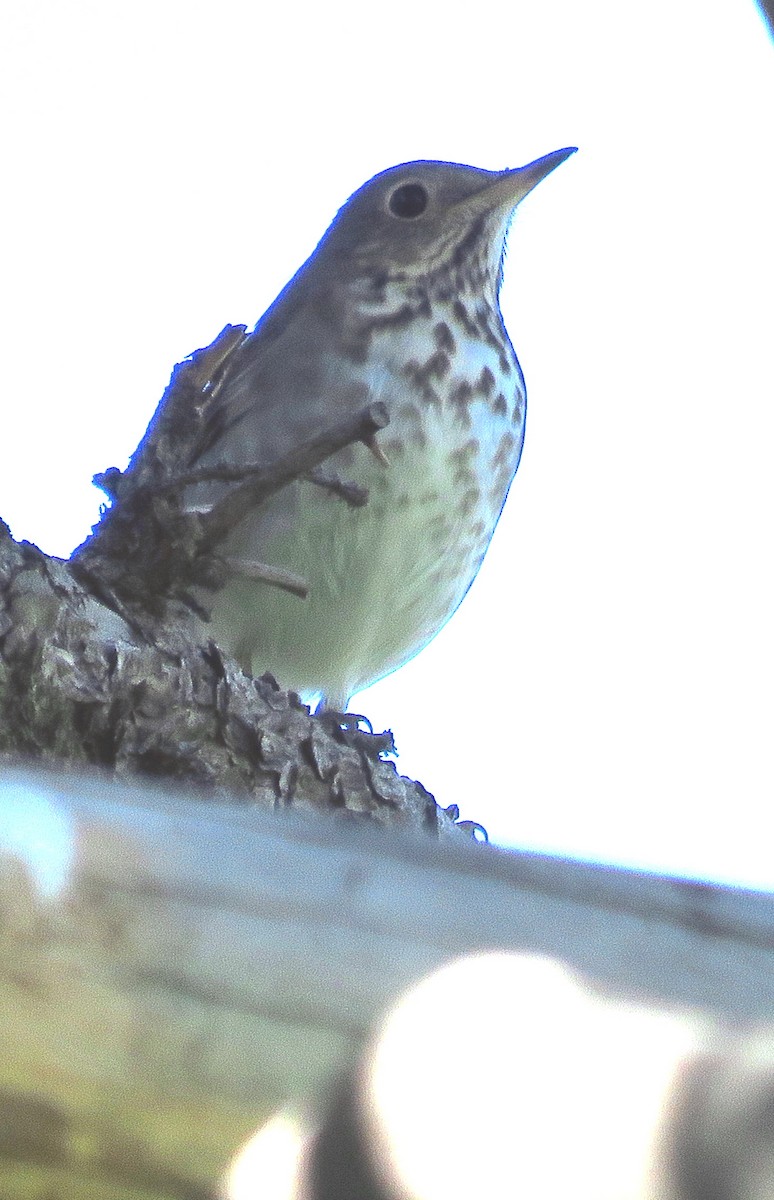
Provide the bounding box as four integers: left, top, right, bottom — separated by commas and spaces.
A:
203, 308, 526, 710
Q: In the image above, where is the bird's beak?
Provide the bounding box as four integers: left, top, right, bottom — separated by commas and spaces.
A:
455, 146, 577, 218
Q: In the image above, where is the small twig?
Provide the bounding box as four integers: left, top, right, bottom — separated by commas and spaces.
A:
306, 469, 369, 508
154, 461, 279, 489
112, 402, 387, 510
73, 327, 390, 613
199, 401, 388, 550
220, 557, 309, 599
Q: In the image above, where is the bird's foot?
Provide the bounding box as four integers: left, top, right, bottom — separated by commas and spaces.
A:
315, 707, 396, 757
316, 707, 372, 736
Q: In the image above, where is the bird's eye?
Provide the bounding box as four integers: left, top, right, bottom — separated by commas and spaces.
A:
388, 183, 428, 219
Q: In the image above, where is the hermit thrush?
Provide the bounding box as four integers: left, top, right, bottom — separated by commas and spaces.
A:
187, 149, 575, 709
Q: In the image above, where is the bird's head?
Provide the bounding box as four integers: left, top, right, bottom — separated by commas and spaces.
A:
316, 149, 576, 291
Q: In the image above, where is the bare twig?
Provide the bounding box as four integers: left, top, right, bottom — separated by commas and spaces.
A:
307, 469, 369, 508
200, 401, 387, 549
220, 557, 310, 599
71, 327, 390, 614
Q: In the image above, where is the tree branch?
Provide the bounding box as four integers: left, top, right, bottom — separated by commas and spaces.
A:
71, 327, 390, 613
0, 328, 471, 836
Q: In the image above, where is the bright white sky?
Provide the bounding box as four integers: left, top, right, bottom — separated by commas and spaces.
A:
2, 0, 772, 889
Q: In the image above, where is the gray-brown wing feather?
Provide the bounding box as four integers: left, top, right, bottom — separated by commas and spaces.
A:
190, 278, 371, 492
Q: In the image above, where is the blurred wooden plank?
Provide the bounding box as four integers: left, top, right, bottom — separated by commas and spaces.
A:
1, 765, 773, 1198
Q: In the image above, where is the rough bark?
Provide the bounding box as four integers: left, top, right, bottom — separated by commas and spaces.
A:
0, 330, 471, 838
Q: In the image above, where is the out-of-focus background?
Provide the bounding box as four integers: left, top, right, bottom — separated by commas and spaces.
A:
2, 0, 772, 886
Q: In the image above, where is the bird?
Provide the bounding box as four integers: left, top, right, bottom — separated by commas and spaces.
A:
184, 149, 575, 711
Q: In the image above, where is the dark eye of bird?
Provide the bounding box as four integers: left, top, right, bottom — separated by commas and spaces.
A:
388, 183, 428, 219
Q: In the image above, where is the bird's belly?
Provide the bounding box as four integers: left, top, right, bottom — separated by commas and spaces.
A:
207, 389, 523, 708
